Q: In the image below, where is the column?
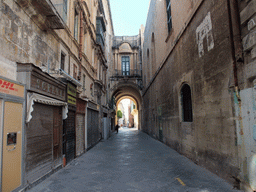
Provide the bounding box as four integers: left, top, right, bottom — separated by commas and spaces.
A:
135, 52, 137, 75
131, 53, 134, 75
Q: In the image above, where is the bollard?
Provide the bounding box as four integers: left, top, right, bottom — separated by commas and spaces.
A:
63, 154, 66, 167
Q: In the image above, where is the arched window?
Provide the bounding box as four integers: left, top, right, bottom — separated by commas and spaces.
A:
181, 84, 193, 122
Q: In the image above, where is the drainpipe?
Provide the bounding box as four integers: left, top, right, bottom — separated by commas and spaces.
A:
78, 2, 84, 80
227, 0, 245, 187
227, 0, 243, 88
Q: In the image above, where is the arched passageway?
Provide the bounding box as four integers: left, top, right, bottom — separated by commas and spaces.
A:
116, 96, 139, 128
111, 84, 142, 130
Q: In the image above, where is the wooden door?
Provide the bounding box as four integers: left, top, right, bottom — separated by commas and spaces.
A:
2, 101, 23, 192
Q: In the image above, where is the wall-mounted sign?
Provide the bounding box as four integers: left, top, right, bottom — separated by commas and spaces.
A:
17, 64, 66, 101
67, 83, 77, 97
67, 83, 77, 106
68, 95, 76, 105
32, 78, 64, 99
0, 78, 24, 98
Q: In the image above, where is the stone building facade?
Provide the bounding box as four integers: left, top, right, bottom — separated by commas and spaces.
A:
0, 0, 113, 191
109, 28, 144, 130
142, 0, 248, 190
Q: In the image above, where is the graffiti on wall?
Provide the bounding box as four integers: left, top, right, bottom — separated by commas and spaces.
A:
196, 12, 214, 58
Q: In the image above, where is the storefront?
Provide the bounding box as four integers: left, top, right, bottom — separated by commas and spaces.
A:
63, 82, 77, 163
76, 98, 86, 156
86, 101, 100, 149
17, 63, 67, 185
0, 77, 25, 192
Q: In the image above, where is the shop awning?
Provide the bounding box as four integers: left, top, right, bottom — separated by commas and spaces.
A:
27, 93, 68, 123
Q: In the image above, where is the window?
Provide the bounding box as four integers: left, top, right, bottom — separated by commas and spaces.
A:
181, 84, 193, 122
84, 35, 87, 54
60, 52, 65, 70
63, 0, 67, 23
90, 83, 93, 96
52, 0, 68, 23
122, 56, 130, 76
104, 70, 106, 85
166, 0, 172, 32
92, 49, 95, 66
73, 64, 77, 79
83, 74, 86, 90
74, 10, 79, 40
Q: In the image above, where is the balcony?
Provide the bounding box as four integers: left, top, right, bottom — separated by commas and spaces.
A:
96, 16, 106, 52
16, 0, 65, 30
51, 0, 67, 23
111, 70, 142, 79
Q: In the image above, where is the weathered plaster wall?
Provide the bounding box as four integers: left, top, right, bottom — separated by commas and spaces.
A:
0, 1, 59, 80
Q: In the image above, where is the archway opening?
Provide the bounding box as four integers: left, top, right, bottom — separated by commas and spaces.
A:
110, 83, 142, 131
116, 97, 139, 129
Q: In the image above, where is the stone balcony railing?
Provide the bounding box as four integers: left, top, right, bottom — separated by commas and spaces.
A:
110, 69, 142, 79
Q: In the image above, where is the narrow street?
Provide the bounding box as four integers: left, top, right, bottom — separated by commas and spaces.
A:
27, 128, 240, 192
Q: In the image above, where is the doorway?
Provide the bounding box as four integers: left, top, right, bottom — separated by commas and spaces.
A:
1, 101, 23, 192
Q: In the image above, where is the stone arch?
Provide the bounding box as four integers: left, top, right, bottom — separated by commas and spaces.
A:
111, 83, 142, 129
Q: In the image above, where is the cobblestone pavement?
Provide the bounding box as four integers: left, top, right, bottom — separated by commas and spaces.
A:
27, 127, 242, 192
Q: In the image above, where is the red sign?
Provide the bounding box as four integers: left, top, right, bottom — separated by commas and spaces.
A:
0, 78, 24, 98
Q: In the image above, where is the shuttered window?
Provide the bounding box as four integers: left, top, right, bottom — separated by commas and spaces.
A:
122, 56, 130, 76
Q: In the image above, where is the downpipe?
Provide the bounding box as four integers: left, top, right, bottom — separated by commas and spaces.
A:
227, 0, 246, 190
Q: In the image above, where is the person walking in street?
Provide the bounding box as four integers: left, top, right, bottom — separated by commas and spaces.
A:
115, 124, 119, 133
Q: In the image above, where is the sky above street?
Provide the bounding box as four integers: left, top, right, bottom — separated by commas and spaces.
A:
109, 0, 150, 36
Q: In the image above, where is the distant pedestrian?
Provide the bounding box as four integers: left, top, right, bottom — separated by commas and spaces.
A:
115, 124, 119, 133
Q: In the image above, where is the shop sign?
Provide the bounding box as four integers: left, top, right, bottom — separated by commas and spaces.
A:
34, 78, 64, 98
68, 95, 76, 105
0, 78, 24, 98
67, 83, 76, 97
67, 83, 76, 106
